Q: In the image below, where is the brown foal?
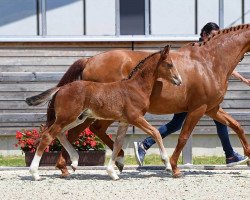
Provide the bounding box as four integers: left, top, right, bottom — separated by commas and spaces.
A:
26, 46, 182, 180
39, 24, 250, 178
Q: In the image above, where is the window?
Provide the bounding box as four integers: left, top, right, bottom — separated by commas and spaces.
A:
0, 0, 37, 36
120, 0, 145, 35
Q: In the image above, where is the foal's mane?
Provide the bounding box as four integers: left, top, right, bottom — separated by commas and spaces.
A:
189, 23, 250, 47
127, 51, 161, 79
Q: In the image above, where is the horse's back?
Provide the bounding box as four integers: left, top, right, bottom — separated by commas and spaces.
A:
83, 50, 151, 82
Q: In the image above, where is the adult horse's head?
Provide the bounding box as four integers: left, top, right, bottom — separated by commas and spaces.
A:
158, 45, 182, 86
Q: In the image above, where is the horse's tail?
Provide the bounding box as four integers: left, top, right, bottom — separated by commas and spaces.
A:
57, 58, 88, 87
25, 87, 60, 106
46, 58, 88, 126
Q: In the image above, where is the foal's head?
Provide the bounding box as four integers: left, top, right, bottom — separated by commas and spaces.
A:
158, 45, 182, 86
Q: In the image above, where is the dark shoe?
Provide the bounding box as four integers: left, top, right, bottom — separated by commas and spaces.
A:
226, 152, 249, 167
247, 160, 250, 167
133, 142, 146, 166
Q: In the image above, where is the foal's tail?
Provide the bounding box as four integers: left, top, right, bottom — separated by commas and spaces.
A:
46, 58, 88, 126
25, 87, 60, 106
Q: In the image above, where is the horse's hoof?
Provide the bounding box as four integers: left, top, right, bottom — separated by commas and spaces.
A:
106, 168, 120, 180
172, 172, 183, 178
60, 172, 70, 178
109, 173, 120, 181
115, 161, 124, 172
71, 160, 78, 172
32, 174, 43, 181
166, 169, 172, 175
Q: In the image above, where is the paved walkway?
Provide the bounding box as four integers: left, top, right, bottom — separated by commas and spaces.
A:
0, 166, 249, 200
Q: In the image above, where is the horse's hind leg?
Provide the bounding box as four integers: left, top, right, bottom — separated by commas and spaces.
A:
207, 106, 250, 158
132, 116, 172, 172
56, 118, 95, 177
90, 120, 125, 172
170, 105, 207, 178
106, 123, 128, 180
30, 124, 62, 180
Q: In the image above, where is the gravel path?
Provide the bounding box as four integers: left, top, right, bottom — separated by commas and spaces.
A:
0, 168, 249, 200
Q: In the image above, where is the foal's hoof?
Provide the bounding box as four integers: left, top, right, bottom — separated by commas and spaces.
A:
115, 161, 124, 172
71, 165, 77, 172
172, 172, 183, 178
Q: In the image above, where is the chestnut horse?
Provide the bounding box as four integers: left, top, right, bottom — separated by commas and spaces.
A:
41, 24, 250, 178
26, 46, 182, 180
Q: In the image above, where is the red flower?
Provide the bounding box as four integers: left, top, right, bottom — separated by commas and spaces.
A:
16, 131, 23, 139
85, 128, 93, 136
90, 141, 96, 148
25, 131, 32, 137
108, 134, 112, 139
15, 125, 105, 152
26, 139, 34, 145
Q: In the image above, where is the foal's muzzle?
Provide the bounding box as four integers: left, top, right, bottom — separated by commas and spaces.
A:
171, 75, 182, 86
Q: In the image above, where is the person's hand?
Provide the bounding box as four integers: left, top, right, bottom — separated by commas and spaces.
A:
243, 78, 250, 86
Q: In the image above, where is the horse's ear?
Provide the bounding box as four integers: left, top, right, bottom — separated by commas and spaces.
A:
161, 45, 171, 59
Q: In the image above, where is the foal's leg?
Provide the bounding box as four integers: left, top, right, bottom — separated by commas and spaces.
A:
132, 116, 171, 172
29, 124, 62, 180
106, 123, 129, 180
170, 105, 207, 178
56, 118, 94, 177
207, 107, 250, 158
90, 120, 125, 172
57, 132, 80, 171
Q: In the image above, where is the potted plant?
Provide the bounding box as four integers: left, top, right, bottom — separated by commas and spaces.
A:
15, 126, 106, 166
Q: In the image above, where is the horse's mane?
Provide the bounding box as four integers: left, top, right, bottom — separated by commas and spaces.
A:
127, 51, 160, 79
189, 23, 250, 47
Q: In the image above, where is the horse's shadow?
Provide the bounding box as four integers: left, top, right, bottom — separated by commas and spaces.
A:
18, 169, 250, 181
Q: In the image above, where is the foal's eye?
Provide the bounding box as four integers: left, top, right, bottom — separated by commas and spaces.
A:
167, 63, 173, 68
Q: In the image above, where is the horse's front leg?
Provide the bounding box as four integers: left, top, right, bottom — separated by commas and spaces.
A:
56, 118, 95, 177
30, 124, 61, 180
106, 123, 128, 180
206, 106, 250, 158
170, 105, 207, 178
90, 120, 125, 172
132, 116, 171, 172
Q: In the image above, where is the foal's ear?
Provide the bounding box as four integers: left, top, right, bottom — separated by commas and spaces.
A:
161, 45, 171, 59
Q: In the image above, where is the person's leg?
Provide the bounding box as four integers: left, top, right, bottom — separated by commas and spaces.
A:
214, 120, 234, 158
134, 112, 187, 166
142, 112, 188, 150
214, 120, 248, 166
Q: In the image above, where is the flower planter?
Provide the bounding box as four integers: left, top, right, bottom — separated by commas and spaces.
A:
25, 151, 106, 167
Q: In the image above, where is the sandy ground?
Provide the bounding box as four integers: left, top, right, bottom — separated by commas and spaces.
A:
0, 168, 249, 200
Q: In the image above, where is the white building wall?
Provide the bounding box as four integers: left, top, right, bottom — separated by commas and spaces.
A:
197, 0, 219, 32
150, 0, 195, 35
85, 0, 116, 35
224, 0, 242, 27
46, 0, 84, 35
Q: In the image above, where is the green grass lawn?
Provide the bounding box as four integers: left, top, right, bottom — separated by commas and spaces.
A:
0, 154, 226, 167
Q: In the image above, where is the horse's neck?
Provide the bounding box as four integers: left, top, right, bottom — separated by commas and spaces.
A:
129, 54, 160, 97
188, 27, 250, 82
